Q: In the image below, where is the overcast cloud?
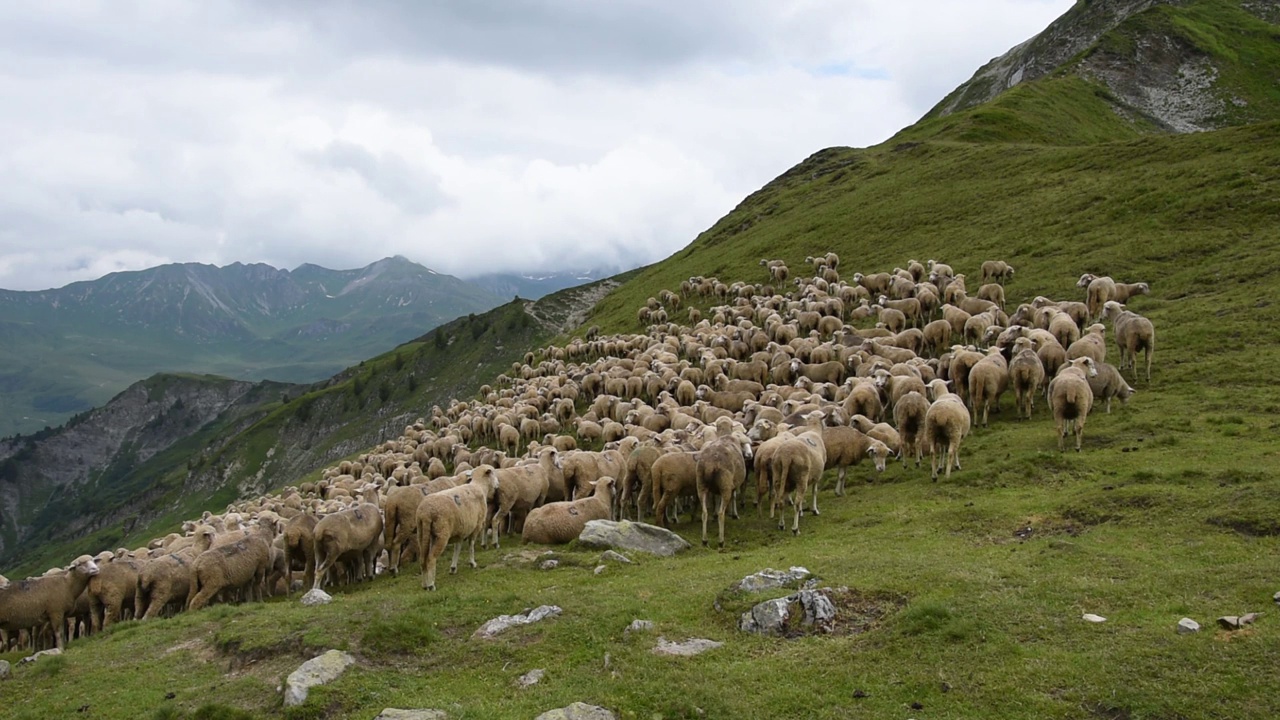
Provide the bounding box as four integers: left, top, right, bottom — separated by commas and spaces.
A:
0, 1, 1071, 291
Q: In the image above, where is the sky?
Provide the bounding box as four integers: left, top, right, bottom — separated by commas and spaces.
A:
0, 0, 1073, 291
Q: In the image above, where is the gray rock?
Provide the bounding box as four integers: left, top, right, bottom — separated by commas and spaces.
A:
1273, 591, 1280, 604
19, 648, 62, 664
652, 636, 724, 657
518, 668, 546, 688
533, 702, 617, 720
600, 550, 633, 564
373, 711, 448, 720
283, 649, 356, 707
540, 559, 559, 570
735, 567, 811, 593
1240, 612, 1262, 625
576, 520, 691, 557
739, 589, 837, 635
593, 565, 607, 575
626, 619, 654, 634
0, 659, 10, 680
1217, 616, 1241, 630
473, 605, 563, 639
1082, 614, 1106, 623
1176, 618, 1201, 634
300, 588, 332, 606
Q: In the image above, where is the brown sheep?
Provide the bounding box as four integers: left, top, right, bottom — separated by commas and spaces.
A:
1049, 357, 1098, 451
312, 496, 383, 590
651, 450, 699, 527
1086, 361, 1136, 413
695, 431, 753, 547
822, 424, 890, 495
1008, 337, 1046, 420
489, 447, 560, 548
188, 514, 280, 611
892, 390, 930, 469
981, 260, 1014, 285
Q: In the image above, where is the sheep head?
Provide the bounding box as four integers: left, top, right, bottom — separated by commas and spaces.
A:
69, 555, 101, 577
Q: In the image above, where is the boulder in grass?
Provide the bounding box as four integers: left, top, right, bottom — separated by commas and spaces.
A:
576, 520, 690, 557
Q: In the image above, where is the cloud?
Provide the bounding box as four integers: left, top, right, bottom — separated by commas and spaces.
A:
0, 1, 1073, 290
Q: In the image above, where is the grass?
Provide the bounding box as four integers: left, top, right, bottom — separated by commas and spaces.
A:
5, 1, 1280, 716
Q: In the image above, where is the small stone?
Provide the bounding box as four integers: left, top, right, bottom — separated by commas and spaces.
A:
533, 701, 617, 720
603, 653, 611, 670
600, 550, 632, 564
626, 619, 655, 634
164, 692, 175, 700
283, 650, 356, 707
1240, 612, 1261, 625
517, 669, 546, 688
852, 689, 868, 699
473, 605, 563, 639
739, 588, 836, 635
0, 660, 10, 680
593, 565, 607, 575
1082, 614, 1106, 623
1273, 591, 1280, 605
911, 701, 925, 710
652, 637, 724, 657
734, 567, 812, 593
540, 559, 559, 570
1176, 618, 1201, 634
374, 711, 448, 720
1217, 616, 1241, 630
373, 711, 449, 720
300, 588, 332, 606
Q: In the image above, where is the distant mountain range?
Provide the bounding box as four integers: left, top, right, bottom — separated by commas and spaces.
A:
0, 256, 605, 437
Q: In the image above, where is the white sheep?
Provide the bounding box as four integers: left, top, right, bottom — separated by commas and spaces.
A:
521, 477, 616, 545
1102, 301, 1155, 382
695, 431, 753, 547
925, 378, 970, 481
1049, 357, 1098, 451
416, 465, 501, 591
0, 555, 100, 650
312, 492, 383, 590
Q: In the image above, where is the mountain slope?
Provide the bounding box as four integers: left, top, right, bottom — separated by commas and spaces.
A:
905, 0, 1280, 144
1, 276, 627, 572
0, 256, 506, 437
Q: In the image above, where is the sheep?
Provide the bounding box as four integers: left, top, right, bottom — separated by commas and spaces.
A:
561, 448, 625, 500
695, 431, 753, 547
1046, 307, 1080, 349
416, 465, 500, 591
892, 390, 930, 469
981, 260, 1014, 285
967, 348, 1009, 428
1067, 324, 1108, 364
1008, 337, 1046, 419
0, 555, 100, 650
879, 295, 922, 327
925, 378, 971, 481
312, 494, 383, 590
789, 358, 846, 386
651, 450, 700, 526
136, 548, 200, 620
1049, 357, 1098, 451
976, 283, 1005, 311
87, 552, 145, 632
1087, 361, 1136, 413
769, 413, 827, 534
187, 513, 280, 611
1102, 301, 1155, 382
522, 477, 616, 545
280, 512, 319, 592
841, 377, 884, 422
489, 447, 561, 548
821, 424, 890, 495
922, 319, 952, 357
382, 483, 443, 576
1079, 274, 1116, 321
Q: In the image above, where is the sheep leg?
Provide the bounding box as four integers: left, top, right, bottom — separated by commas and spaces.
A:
449, 539, 463, 575
792, 488, 803, 535
835, 467, 846, 496
699, 488, 711, 546
467, 533, 478, 570
717, 492, 729, 548
810, 482, 821, 517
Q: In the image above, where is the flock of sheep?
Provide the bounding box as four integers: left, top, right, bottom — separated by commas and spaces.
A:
0, 255, 1156, 656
